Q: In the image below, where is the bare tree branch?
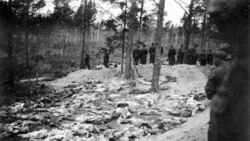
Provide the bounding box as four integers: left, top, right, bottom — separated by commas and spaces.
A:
179, 0, 188, 6
192, 0, 202, 6
97, 2, 117, 19
152, 0, 160, 8
174, 0, 189, 14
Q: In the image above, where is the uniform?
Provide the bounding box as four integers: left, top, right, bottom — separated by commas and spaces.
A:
207, 0, 250, 140
161, 47, 164, 55
215, 58, 250, 141
199, 52, 207, 66
168, 48, 176, 65
149, 47, 155, 64
205, 62, 229, 99
206, 52, 229, 141
85, 54, 91, 70
187, 48, 198, 65
103, 53, 109, 68
133, 48, 140, 65
207, 53, 213, 65
140, 48, 148, 65
177, 48, 184, 64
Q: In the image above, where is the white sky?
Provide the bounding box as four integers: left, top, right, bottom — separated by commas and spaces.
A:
40, 0, 191, 25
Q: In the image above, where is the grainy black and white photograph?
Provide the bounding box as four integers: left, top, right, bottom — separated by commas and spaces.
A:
0, 0, 249, 140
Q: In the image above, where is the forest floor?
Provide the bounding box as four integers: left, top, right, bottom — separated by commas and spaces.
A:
0, 64, 212, 141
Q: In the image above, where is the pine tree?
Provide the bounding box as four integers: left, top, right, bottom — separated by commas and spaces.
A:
75, 0, 97, 69
151, 0, 165, 92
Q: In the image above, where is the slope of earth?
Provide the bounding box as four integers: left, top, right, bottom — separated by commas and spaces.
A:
0, 64, 210, 141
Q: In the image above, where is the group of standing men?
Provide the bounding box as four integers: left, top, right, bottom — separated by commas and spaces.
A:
83, 50, 110, 70
133, 43, 214, 66
186, 45, 214, 66
168, 44, 214, 66
133, 43, 163, 65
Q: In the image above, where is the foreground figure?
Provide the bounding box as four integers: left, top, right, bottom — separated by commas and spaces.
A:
205, 51, 229, 141
208, 0, 250, 140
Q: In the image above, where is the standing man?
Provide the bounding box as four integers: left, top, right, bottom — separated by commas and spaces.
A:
103, 50, 109, 68
140, 44, 148, 65
205, 51, 229, 99
208, 0, 250, 141
161, 46, 164, 56
187, 47, 192, 64
193, 45, 199, 65
84, 53, 91, 70
133, 45, 140, 65
149, 43, 155, 64
207, 49, 213, 65
199, 49, 207, 66
177, 44, 184, 64
188, 45, 198, 65
168, 45, 176, 66
205, 51, 229, 141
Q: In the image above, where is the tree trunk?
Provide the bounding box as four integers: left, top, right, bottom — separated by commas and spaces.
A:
183, 29, 191, 63
80, 0, 87, 69
80, 28, 86, 69
124, 1, 137, 79
63, 29, 68, 57
7, 23, 14, 87
121, 0, 128, 74
25, 2, 30, 68
183, 0, 194, 63
47, 32, 50, 53
200, 12, 206, 52
151, 0, 165, 92
138, 0, 144, 42
25, 27, 29, 68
